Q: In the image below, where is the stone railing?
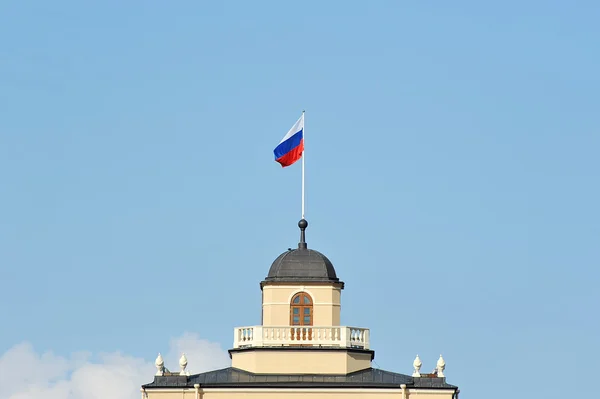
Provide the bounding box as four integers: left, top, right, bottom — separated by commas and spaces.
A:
233, 326, 370, 349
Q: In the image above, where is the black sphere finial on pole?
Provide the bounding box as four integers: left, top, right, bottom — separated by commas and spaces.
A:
298, 219, 308, 249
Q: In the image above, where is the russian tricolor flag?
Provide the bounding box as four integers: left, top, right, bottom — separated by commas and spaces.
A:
274, 114, 304, 167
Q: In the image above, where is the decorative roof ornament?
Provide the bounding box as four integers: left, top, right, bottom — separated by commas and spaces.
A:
412, 354, 422, 377
179, 353, 189, 376
155, 353, 164, 376
436, 354, 446, 378
298, 219, 308, 249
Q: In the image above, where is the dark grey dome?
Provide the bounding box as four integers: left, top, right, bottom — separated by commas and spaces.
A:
261, 219, 343, 287
265, 248, 339, 283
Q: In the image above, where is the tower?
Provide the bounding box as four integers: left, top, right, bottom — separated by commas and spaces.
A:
231, 219, 372, 374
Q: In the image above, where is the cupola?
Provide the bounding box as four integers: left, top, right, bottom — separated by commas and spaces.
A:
229, 219, 372, 375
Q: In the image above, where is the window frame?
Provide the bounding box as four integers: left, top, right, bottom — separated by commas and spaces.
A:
289, 292, 313, 326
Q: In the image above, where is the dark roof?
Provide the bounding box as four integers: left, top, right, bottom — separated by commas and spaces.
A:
261, 219, 342, 287
264, 248, 339, 284
143, 367, 458, 390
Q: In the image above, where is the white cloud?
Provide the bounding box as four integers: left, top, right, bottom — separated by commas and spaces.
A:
0, 333, 230, 399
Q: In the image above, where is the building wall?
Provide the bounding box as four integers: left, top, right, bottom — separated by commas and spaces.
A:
143, 388, 456, 399
262, 284, 342, 326
230, 349, 372, 374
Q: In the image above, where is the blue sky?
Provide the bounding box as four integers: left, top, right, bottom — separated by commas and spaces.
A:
1, 1, 599, 398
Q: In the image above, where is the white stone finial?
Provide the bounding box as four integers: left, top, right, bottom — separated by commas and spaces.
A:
155, 353, 164, 376
412, 354, 422, 377
179, 353, 189, 376
436, 354, 446, 378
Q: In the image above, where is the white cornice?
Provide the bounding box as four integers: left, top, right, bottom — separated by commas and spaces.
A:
145, 387, 456, 394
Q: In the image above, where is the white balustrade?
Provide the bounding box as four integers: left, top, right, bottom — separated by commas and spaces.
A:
233, 326, 370, 349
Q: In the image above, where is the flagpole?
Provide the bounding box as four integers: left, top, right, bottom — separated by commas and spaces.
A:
301, 110, 306, 220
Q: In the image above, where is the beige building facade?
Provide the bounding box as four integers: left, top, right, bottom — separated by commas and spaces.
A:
142, 219, 460, 399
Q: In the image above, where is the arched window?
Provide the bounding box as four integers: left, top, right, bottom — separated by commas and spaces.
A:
290, 292, 313, 326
